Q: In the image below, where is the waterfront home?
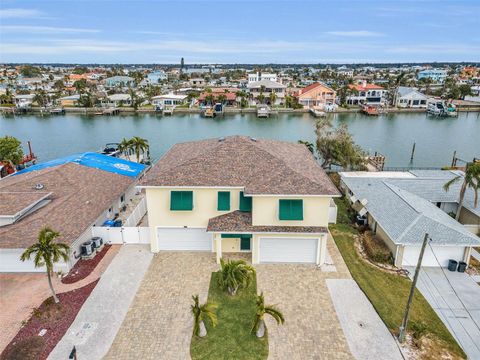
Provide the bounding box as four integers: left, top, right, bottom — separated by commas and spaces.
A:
0, 153, 146, 272
395, 87, 428, 108
248, 72, 278, 83
105, 94, 132, 107
339, 170, 480, 268
247, 79, 286, 105
417, 69, 447, 83
346, 81, 386, 106
58, 94, 80, 107
151, 93, 188, 108
104, 75, 135, 88
295, 82, 336, 109
14, 94, 35, 108
139, 136, 339, 265
197, 88, 237, 106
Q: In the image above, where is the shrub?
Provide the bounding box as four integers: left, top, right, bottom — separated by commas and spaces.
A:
362, 232, 393, 264
2, 336, 45, 360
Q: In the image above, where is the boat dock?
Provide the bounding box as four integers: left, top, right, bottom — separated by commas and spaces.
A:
257, 105, 271, 118
309, 108, 327, 118
163, 105, 175, 115
102, 107, 120, 115
361, 105, 379, 116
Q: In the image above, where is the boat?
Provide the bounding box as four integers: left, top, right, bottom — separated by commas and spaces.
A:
361, 104, 379, 116
49, 107, 65, 115
427, 101, 446, 116
214, 103, 224, 116
257, 105, 270, 118
101, 143, 121, 157
202, 107, 215, 118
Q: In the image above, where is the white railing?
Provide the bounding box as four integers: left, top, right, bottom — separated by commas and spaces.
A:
124, 197, 147, 227
92, 226, 150, 245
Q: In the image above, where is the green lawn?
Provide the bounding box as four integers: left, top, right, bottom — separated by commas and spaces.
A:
190, 272, 268, 360
331, 198, 465, 359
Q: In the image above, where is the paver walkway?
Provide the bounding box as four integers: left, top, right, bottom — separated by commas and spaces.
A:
48, 244, 152, 360
0, 245, 120, 353
409, 267, 480, 360
255, 235, 354, 360
104, 252, 217, 360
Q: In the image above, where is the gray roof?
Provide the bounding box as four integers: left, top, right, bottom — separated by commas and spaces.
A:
397, 86, 427, 99
247, 79, 286, 89
341, 172, 480, 247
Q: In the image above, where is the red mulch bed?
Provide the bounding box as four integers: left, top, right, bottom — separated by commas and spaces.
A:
0, 280, 99, 360
61, 244, 111, 284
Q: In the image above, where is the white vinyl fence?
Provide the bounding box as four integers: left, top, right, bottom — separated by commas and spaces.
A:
124, 197, 147, 227
92, 226, 150, 244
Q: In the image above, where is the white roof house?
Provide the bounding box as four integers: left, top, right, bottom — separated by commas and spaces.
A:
340, 170, 480, 268
395, 87, 428, 108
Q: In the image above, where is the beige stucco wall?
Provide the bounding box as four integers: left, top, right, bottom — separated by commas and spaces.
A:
251, 196, 330, 227
459, 207, 480, 226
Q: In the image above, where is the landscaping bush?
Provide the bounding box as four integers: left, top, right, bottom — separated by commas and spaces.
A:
362, 232, 393, 264
1, 336, 45, 360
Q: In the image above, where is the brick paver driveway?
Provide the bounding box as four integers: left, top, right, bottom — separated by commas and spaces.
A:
104, 252, 217, 360
256, 237, 354, 360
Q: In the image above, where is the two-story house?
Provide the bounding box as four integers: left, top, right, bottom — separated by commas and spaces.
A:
346, 81, 387, 106
295, 82, 336, 109
247, 80, 286, 105
140, 136, 340, 265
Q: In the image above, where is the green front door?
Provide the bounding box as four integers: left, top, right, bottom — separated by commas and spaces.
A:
240, 236, 251, 251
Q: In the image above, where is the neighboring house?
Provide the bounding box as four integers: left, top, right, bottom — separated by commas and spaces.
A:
339, 170, 480, 268
147, 70, 167, 84
14, 94, 35, 108
295, 82, 336, 109
58, 94, 80, 107
346, 81, 387, 106
0, 153, 146, 273
105, 94, 132, 107
337, 67, 354, 78
417, 69, 448, 83
190, 78, 205, 87
139, 136, 340, 265
151, 93, 188, 107
247, 79, 286, 105
395, 87, 428, 108
197, 88, 237, 106
104, 76, 135, 88
248, 72, 278, 83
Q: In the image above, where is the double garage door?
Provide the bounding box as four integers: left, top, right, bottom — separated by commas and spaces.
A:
259, 237, 319, 264
402, 245, 466, 267
157, 228, 212, 251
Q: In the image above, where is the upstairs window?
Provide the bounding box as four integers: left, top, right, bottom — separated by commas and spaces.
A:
170, 191, 193, 211
279, 199, 303, 220
217, 191, 231, 211
239, 191, 252, 212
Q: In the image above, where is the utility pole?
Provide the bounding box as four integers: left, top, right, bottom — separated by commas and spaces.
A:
398, 233, 430, 343
410, 142, 416, 162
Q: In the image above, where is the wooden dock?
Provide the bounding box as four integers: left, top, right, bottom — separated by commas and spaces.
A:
309, 108, 327, 118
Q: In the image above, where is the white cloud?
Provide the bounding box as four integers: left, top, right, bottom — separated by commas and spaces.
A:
326, 30, 384, 37
0, 25, 100, 34
0, 8, 45, 19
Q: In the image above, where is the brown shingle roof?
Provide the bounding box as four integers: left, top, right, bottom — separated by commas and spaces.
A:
142, 136, 339, 196
0, 191, 51, 216
0, 162, 134, 249
207, 210, 327, 234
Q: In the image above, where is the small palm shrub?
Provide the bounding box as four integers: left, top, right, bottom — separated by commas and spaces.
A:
218, 258, 256, 296
191, 295, 217, 338
251, 292, 285, 338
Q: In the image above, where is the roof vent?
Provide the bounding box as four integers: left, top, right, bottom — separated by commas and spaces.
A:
34, 183, 44, 190
218, 137, 225, 142
250, 137, 257, 142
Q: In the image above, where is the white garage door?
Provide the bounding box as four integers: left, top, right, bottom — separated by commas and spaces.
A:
157, 228, 212, 251
259, 237, 318, 264
402, 246, 465, 267
0, 249, 46, 272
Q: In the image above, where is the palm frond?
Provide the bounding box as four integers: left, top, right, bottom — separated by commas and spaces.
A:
443, 175, 460, 192
264, 306, 285, 325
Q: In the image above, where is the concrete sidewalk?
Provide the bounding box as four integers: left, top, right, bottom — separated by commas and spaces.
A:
411, 267, 480, 360
326, 279, 404, 360
48, 245, 153, 360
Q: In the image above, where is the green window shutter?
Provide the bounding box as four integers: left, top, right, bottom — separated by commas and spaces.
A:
217, 191, 231, 211
239, 191, 252, 212
279, 199, 303, 220
170, 191, 193, 211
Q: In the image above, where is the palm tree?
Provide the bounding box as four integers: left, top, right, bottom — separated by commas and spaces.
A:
191, 295, 217, 337
118, 137, 132, 160
443, 162, 480, 221
129, 136, 149, 163
217, 258, 255, 296
20, 227, 70, 303
251, 292, 285, 338
298, 140, 315, 154
269, 91, 277, 107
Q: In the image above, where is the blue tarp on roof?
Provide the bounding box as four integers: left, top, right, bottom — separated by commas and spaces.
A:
15, 152, 146, 178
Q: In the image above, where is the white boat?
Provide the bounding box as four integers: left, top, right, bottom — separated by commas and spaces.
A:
257, 105, 270, 118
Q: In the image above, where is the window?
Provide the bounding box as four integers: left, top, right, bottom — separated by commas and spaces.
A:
120, 194, 125, 203
217, 191, 230, 211
170, 191, 193, 211
239, 191, 252, 212
279, 199, 303, 220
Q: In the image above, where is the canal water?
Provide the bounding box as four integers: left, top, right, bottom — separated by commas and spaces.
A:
1, 111, 479, 168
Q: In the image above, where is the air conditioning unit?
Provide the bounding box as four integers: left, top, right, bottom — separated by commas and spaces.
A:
81, 241, 94, 256
356, 215, 368, 226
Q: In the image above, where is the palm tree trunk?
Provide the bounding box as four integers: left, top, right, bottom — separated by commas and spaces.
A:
199, 320, 207, 337
455, 182, 467, 221
47, 269, 59, 303
256, 319, 266, 338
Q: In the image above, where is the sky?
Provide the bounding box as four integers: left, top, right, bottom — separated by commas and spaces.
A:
0, 0, 479, 64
